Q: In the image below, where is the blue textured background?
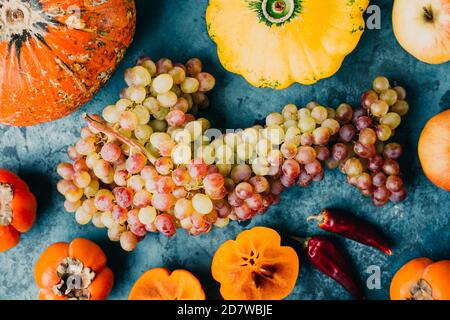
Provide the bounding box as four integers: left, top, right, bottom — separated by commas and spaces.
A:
0, 0, 449, 300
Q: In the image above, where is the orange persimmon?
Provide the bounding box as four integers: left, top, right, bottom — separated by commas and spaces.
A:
35, 238, 114, 300
0, 169, 37, 252
418, 109, 450, 191
129, 268, 206, 300
211, 226, 299, 300
390, 258, 450, 300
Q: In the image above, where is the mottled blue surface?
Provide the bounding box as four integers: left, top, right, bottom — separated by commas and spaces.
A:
0, 0, 449, 300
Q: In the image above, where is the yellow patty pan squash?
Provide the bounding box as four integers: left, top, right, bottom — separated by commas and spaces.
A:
206, 0, 370, 89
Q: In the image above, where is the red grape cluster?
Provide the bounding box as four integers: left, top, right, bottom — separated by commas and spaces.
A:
56, 57, 409, 251
329, 77, 409, 206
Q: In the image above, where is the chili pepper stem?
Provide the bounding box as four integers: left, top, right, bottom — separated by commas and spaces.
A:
83, 113, 158, 164
289, 235, 311, 250
306, 213, 325, 223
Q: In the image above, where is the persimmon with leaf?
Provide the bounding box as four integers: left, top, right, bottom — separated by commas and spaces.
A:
212, 227, 299, 300
128, 268, 205, 300
0, 169, 37, 252
34, 238, 114, 300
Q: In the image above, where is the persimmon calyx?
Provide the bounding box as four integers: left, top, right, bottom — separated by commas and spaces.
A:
53, 257, 95, 300
241, 251, 275, 288
0, 183, 13, 226
409, 279, 433, 300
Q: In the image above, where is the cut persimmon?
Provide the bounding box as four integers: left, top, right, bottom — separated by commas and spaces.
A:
128, 268, 206, 300
211, 226, 299, 300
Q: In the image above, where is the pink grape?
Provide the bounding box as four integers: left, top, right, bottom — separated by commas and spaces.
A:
235, 203, 254, 221
373, 186, 391, 202
112, 205, 128, 224
331, 143, 348, 161
280, 174, 296, 188
73, 159, 88, 173
382, 159, 400, 176
154, 214, 176, 237
172, 167, 191, 186
249, 176, 270, 194
368, 155, 384, 173
270, 179, 284, 195
297, 171, 313, 187
305, 160, 322, 176
339, 124, 356, 142
230, 164, 252, 183
282, 160, 301, 179
355, 116, 372, 131
94, 193, 114, 212
57, 163, 75, 180
214, 199, 231, 218
155, 157, 174, 175
101, 143, 122, 163
385, 175, 404, 192
166, 110, 186, 127
203, 173, 225, 191
151, 193, 175, 212
245, 194, 263, 211
113, 187, 134, 208
228, 192, 244, 207
173, 186, 188, 199
156, 176, 176, 194
127, 209, 147, 237
390, 188, 408, 202
372, 172, 387, 187
67, 146, 82, 161
295, 146, 317, 164
235, 182, 254, 200
188, 159, 207, 179
133, 190, 153, 208
114, 169, 129, 186
126, 152, 147, 174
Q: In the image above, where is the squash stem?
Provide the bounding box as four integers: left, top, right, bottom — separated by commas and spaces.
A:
83, 113, 157, 164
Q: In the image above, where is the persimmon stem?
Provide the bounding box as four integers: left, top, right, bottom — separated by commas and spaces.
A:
83, 113, 157, 164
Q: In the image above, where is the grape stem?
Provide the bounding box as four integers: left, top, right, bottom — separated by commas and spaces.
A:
83, 113, 158, 164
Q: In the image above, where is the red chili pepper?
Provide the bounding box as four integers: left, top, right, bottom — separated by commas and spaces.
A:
293, 235, 363, 299
308, 209, 393, 255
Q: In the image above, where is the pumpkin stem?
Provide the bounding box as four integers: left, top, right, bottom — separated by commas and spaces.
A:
0, 183, 13, 226
248, 0, 302, 27
53, 257, 95, 300
83, 113, 158, 164
6, 8, 25, 24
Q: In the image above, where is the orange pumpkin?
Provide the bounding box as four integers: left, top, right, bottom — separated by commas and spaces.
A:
390, 258, 450, 300
0, 169, 37, 252
418, 109, 450, 191
211, 226, 299, 300
0, 0, 136, 126
128, 268, 206, 300
35, 238, 114, 300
